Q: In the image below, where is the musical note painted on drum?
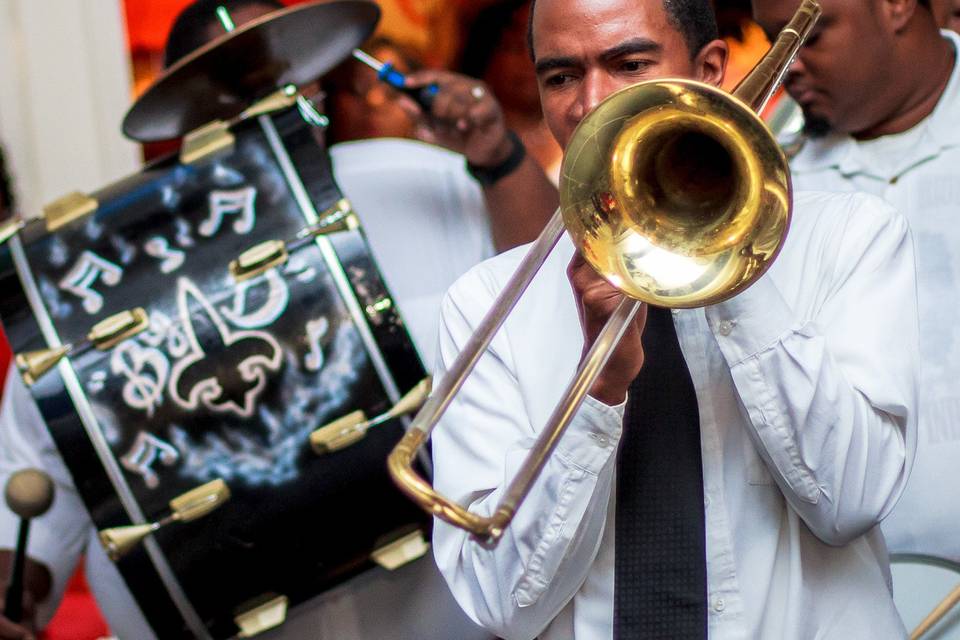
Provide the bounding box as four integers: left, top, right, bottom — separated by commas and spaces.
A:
218, 269, 288, 330
304, 317, 329, 372
58, 250, 124, 314
168, 277, 282, 419
120, 431, 180, 489
199, 187, 257, 237
144, 237, 186, 274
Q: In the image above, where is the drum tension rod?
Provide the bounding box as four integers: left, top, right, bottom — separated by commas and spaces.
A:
98, 479, 231, 561
311, 377, 432, 455
229, 199, 358, 282
0, 192, 98, 248
16, 307, 149, 386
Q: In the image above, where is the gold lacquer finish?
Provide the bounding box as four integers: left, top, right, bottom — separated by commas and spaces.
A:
181, 121, 235, 165
43, 192, 99, 232
87, 308, 149, 351
230, 240, 289, 282
561, 81, 790, 308
371, 530, 430, 570
16, 346, 72, 386
99, 479, 231, 560
0, 218, 26, 247
235, 594, 289, 638
385, 0, 821, 545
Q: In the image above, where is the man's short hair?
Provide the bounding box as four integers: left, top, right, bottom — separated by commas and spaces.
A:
527, 0, 719, 60
164, 0, 284, 69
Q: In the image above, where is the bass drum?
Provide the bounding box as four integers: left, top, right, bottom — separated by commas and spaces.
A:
0, 107, 429, 639
892, 555, 960, 639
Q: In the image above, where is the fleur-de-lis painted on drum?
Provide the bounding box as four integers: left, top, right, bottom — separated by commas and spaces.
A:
168, 277, 282, 419
199, 186, 257, 237
58, 250, 124, 314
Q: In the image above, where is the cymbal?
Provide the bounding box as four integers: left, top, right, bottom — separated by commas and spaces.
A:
123, 0, 380, 142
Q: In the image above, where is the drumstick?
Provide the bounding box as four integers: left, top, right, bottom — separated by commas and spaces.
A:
911, 583, 960, 640
351, 49, 440, 111
3, 469, 54, 623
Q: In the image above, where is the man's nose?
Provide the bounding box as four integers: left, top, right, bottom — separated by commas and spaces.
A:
571, 70, 614, 125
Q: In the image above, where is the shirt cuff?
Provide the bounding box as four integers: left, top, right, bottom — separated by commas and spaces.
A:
705, 275, 802, 364
554, 395, 625, 475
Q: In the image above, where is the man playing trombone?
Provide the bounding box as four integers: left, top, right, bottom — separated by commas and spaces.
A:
424, 0, 921, 638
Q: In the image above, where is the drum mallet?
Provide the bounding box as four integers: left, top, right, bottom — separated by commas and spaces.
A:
3, 469, 54, 623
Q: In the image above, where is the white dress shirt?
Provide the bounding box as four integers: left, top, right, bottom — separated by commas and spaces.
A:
0, 137, 495, 639
432, 190, 919, 639
789, 30, 960, 565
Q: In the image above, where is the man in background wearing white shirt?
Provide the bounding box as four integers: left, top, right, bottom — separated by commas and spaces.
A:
431, 0, 920, 638
752, 0, 960, 571
0, 1, 558, 638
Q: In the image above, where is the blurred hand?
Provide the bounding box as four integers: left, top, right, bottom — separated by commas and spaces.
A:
0, 585, 36, 640
399, 70, 514, 168
567, 252, 647, 406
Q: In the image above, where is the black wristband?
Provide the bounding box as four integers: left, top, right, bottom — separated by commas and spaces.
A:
466, 131, 526, 186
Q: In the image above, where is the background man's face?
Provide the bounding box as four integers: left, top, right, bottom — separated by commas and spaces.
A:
753, 0, 893, 136
932, 0, 960, 31
531, 0, 709, 148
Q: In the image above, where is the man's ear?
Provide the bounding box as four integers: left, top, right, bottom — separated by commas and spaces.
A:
882, 0, 920, 32
695, 39, 729, 88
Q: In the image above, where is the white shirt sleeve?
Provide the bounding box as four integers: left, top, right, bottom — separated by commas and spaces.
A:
705, 196, 919, 545
0, 365, 90, 626
431, 275, 624, 640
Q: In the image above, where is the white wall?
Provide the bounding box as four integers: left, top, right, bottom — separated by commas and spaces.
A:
0, 0, 140, 219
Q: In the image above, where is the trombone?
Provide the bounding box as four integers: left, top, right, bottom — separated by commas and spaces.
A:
389, 0, 822, 544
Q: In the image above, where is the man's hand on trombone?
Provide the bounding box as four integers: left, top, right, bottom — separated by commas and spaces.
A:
567, 252, 648, 407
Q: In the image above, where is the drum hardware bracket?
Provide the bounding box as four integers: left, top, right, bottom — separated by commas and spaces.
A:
180, 87, 306, 166
230, 200, 359, 282
311, 377, 432, 455
364, 296, 394, 324
234, 594, 289, 638
1, 193, 98, 247
16, 307, 149, 385
99, 479, 231, 561
371, 530, 429, 571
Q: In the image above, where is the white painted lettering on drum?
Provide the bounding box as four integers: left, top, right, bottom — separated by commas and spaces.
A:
167, 277, 282, 419
57, 249, 124, 314
304, 317, 329, 372
111, 341, 170, 418
218, 269, 289, 330
200, 187, 258, 237
144, 236, 186, 274
120, 430, 180, 489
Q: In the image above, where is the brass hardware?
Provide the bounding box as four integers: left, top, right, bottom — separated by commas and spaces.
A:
230, 201, 359, 282
16, 346, 71, 386
387, 0, 820, 544
43, 192, 98, 232
234, 594, 289, 638
169, 478, 230, 522
87, 308, 149, 351
239, 86, 299, 120
364, 297, 393, 322
16, 308, 150, 386
99, 479, 231, 561
181, 121, 235, 165
311, 377, 432, 455
371, 530, 429, 571
0, 218, 26, 246
230, 240, 289, 282
311, 410, 368, 454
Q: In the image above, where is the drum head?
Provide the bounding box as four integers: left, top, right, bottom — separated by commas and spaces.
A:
123, 0, 379, 142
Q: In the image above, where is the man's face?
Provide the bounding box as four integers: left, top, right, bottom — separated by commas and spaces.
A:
932, 0, 960, 31
531, 0, 726, 149
753, 0, 894, 136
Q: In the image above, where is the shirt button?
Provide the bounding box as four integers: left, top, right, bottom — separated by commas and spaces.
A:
714, 598, 725, 613
718, 320, 734, 337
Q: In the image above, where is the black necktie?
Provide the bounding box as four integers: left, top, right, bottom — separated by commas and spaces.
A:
614, 306, 708, 639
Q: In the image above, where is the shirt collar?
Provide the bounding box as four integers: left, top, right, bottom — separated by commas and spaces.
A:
792, 29, 960, 177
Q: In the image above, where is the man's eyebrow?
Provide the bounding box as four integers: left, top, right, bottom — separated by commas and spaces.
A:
535, 56, 580, 74
600, 38, 662, 61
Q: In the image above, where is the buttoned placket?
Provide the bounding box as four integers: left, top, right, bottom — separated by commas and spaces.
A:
673, 309, 748, 637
